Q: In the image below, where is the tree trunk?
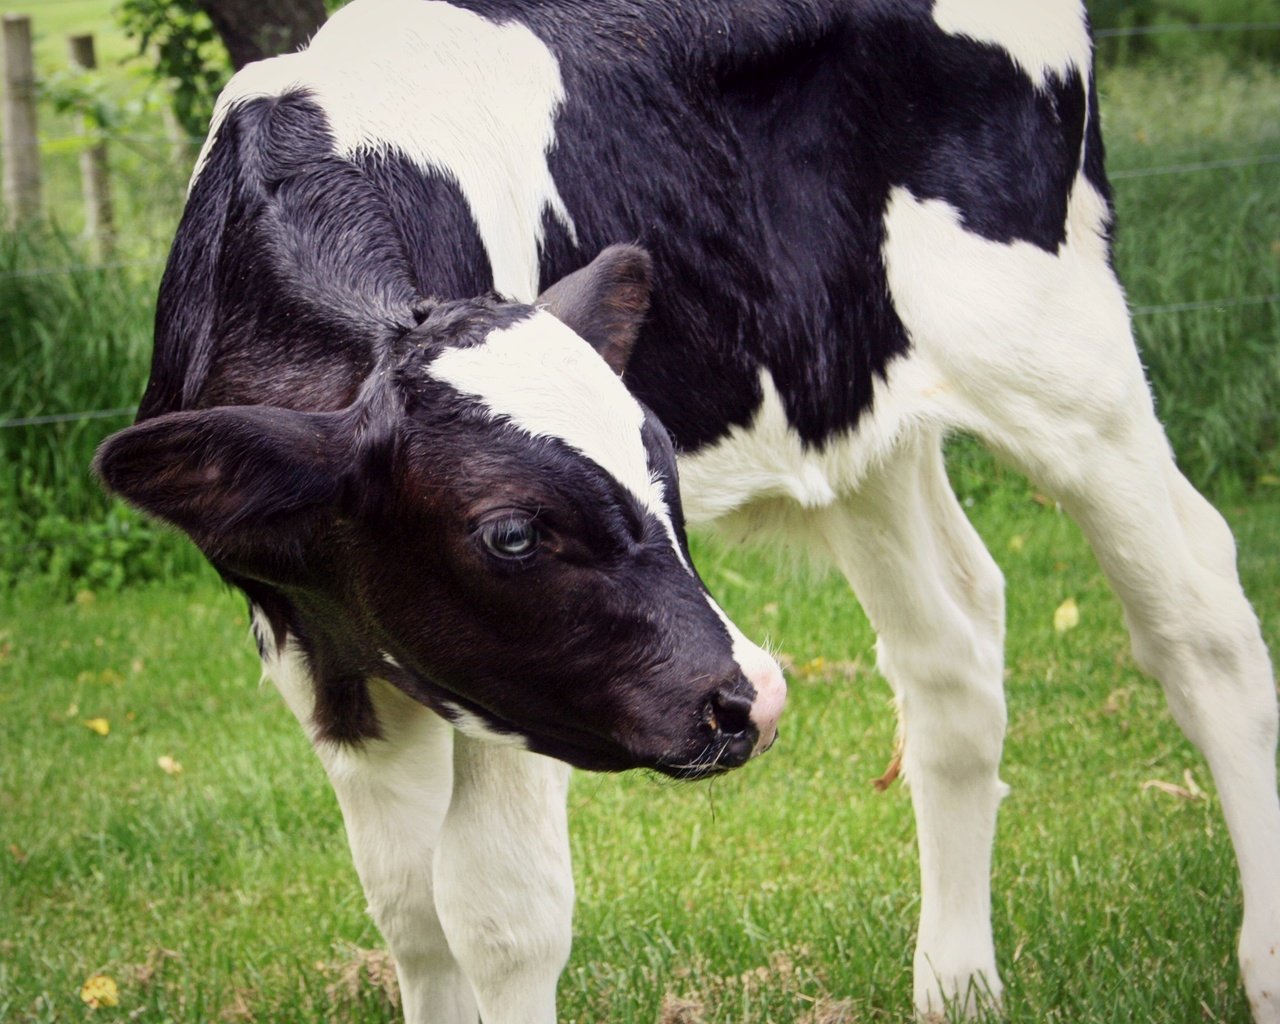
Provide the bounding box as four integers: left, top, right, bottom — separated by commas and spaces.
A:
197, 0, 327, 69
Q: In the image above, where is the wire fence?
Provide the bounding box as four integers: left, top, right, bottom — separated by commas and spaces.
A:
1095, 21, 1280, 38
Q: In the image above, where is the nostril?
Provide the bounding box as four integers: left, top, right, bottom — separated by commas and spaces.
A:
709, 688, 754, 736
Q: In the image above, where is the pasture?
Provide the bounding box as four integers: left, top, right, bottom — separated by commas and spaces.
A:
1, 4, 1278, 1022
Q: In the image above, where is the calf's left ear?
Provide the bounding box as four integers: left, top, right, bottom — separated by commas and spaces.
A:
538, 243, 653, 376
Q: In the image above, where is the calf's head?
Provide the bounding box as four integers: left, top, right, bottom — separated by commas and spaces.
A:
95, 245, 785, 777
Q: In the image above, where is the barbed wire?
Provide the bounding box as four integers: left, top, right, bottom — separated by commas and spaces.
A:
1110, 153, 1280, 180
1131, 294, 1280, 317
2, 290, 1273, 432
0, 258, 165, 281
0, 408, 134, 429
38, 132, 204, 147
1095, 22, 1280, 38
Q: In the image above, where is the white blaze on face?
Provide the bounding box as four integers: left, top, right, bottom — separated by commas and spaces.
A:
429, 310, 679, 547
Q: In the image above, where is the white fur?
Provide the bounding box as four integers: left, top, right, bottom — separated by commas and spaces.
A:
261, 628, 572, 1024
438, 701, 529, 750
931, 0, 1092, 88
191, 0, 575, 301
679, 361, 946, 526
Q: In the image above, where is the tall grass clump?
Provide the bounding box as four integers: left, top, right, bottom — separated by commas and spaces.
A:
0, 229, 197, 592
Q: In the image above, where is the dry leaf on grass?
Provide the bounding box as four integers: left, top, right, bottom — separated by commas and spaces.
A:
1053, 597, 1080, 633
129, 947, 179, 989
321, 946, 400, 1008
218, 988, 256, 1023
83, 717, 110, 736
798, 997, 860, 1024
658, 993, 707, 1024
80, 974, 119, 1008
1141, 770, 1206, 802
1102, 688, 1130, 715
871, 736, 904, 792
157, 755, 183, 776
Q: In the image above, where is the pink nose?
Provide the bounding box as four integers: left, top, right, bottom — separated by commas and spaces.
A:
740, 647, 787, 754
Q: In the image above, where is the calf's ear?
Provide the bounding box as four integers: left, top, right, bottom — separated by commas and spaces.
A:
538, 243, 653, 376
94, 405, 349, 578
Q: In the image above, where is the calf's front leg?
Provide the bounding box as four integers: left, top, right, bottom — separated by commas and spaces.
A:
266, 648, 478, 1023
434, 733, 574, 1024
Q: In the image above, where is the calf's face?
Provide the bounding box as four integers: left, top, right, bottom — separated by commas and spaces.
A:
95, 246, 785, 778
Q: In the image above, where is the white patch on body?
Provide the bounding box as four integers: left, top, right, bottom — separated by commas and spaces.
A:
439, 701, 529, 749
678, 360, 949, 527
191, 0, 575, 301
877, 179, 1143, 466
678, 171, 1123, 534
931, 0, 1091, 88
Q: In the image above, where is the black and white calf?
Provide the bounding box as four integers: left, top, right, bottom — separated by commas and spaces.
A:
96, 0, 1280, 1021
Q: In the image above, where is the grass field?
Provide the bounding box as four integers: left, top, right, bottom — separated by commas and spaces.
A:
1, 4, 1279, 1022
2, 480, 1277, 1022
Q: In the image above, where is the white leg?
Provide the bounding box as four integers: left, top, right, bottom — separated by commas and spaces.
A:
434, 736, 574, 1024
883, 181, 1280, 1021
993, 403, 1280, 1024
818, 436, 1008, 1018
266, 646, 477, 1023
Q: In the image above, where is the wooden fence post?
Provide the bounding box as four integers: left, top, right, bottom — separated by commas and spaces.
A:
161, 103, 197, 176
68, 33, 114, 259
2, 14, 41, 227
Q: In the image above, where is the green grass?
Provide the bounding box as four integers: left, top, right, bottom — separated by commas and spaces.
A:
1, 480, 1276, 1022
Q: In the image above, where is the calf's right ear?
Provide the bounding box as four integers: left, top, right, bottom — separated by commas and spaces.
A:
94, 405, 349, 577
538, 243, 653, 376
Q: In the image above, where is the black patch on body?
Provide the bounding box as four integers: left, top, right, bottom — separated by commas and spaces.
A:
136, 94, 500, 743
457, 0, 1101, 447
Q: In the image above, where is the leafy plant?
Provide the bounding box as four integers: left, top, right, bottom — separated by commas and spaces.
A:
117, 0, 229, 139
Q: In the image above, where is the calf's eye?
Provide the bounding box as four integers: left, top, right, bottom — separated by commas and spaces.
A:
479, 517, 540, 560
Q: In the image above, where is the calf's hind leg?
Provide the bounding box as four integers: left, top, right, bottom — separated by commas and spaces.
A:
818, 435, 1009, 1018
989, 384, 1280, 1022
885, 182, 1279, 1020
